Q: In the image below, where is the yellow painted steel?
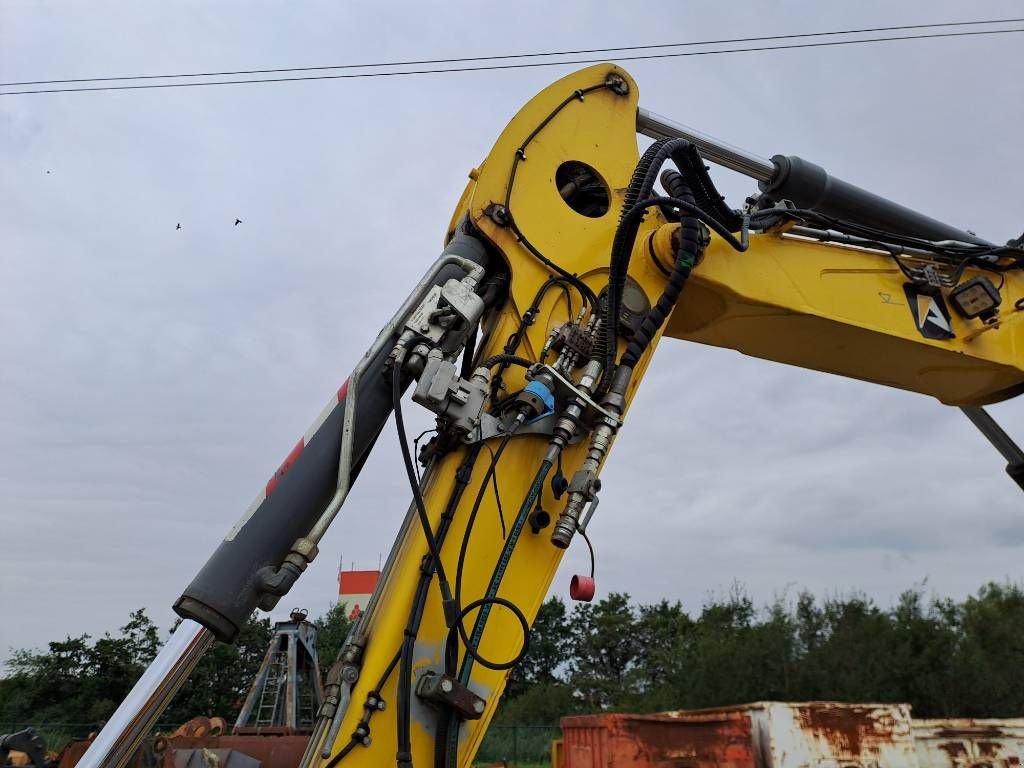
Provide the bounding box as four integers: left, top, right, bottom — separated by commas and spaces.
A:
318, 63, 671, 767
318, 63, 1022, 767
660, 228, 1024, 405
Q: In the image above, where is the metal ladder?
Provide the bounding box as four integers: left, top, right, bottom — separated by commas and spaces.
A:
254, 649, 288, 727
297, 669, 316, 728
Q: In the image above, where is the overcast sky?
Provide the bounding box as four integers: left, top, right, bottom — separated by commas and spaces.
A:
2, 1, 1022, 660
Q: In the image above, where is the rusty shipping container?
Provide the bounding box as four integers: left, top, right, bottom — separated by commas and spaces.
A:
561, 702, 921, 768
913, 719, 1024, 768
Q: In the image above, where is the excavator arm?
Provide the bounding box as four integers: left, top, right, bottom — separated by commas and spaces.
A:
76, 64, 1023, 768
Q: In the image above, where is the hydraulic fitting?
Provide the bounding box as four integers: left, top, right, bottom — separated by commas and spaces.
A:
550, 364, 631, 549
255, 537, 319, 611
550, 466, 603, 548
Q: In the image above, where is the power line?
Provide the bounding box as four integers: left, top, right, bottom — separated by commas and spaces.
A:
2, 27, 1021, 96
2, 17, 1020, 88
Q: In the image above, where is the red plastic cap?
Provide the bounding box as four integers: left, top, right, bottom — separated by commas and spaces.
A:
570, 574, 595, 602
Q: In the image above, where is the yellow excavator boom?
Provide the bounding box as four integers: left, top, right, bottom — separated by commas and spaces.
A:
74, 64, 1022, 768
312, 63, 1021, 766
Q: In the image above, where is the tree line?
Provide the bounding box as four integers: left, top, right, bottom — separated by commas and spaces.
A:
1, 582, 1021, 736
498, 582, 1024, 725
0, 605, 353, 730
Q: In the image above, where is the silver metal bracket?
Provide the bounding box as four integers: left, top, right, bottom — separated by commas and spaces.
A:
464, 411, 584, 445
536, 364, 623, 431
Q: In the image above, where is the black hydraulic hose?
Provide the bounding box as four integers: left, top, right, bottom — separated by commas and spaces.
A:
605, 194, 748, 372
620, 171, 703, 369
433, 716, 451, 768
442, 457, 553, 768
596, 138, 672, 384
600, 138, 701, 390
392, 363, 457, 617
668, 143, 744, 232
396, 582, 429, 768
394, 444, 484, 768
605, 194, 749, 374
330, 445, 481, 768
478, 354, 533, 370
507, 225, 599, 313
326, 739, 358, 767
459, 326, 477, 380
456, 458, 550, 676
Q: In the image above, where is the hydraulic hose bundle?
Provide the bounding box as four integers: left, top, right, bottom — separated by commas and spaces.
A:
339, 98, 753, 768
599, 139, 748, 384
619, 168, 702, 370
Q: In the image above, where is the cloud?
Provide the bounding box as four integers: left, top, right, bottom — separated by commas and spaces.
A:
2, 0, 1022, 661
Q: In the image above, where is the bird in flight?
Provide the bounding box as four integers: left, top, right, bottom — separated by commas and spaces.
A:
176, 223, 182, 230
234, 218, 242, 226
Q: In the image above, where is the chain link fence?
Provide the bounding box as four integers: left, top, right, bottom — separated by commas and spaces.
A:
476, 723, 561, 765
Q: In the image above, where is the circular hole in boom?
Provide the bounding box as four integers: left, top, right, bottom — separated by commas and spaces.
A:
556, 160, 610, 218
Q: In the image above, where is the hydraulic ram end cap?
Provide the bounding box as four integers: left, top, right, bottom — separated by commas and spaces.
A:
173, 595, 239, 643
759, 155, 825, 203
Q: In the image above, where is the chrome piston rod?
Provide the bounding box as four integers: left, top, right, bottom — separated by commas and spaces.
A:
75, 619, 214, 768
637, 107, 776, 182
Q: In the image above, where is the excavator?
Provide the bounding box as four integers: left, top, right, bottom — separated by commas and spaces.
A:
72, 64, 1023, 768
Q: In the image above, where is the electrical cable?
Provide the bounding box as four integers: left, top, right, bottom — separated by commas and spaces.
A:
453, 429, 518, 634
492, 275, 577, 403
4, 27, 1022, 95
576, 523, 596, 580
392, 443, 484, 768
755, 207, 1024, 281
480, 442, 508, 539
412, 428, 438, 485
501, 82, 608, 312
390, 330, 539, 761
455, 456, 551, 673
451, 596, 531, 671
323, 648, 402, 767
6, 17, 1020, 87
392, 363, 456, 620
443, 457, 554, 768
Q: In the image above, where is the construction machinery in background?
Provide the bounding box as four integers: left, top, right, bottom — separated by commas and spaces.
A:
53, 610, 323, 767
1, 729, 54, 768
63, 63, 1021, 768
234, 609, 324, 734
